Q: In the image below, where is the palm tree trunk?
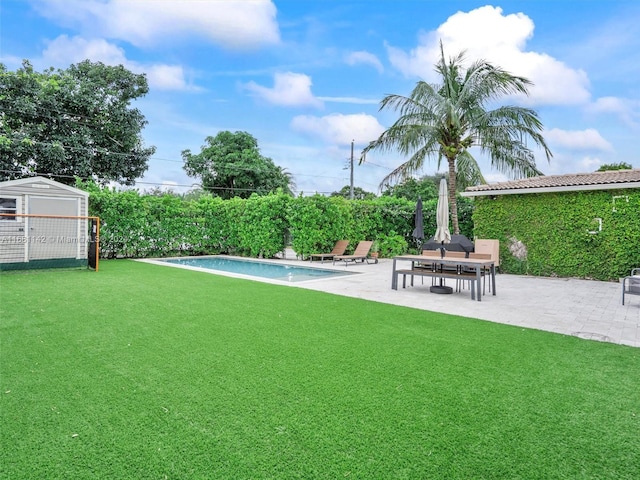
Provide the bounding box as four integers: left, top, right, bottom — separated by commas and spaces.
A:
447, 157, 459, 234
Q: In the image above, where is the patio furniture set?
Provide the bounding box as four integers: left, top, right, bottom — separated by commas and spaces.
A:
391, 250, 496, 302
309, 239, 639, 306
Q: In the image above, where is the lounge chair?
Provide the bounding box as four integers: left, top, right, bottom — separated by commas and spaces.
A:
333, 240, 376, 266
467, 252, 492, 294
309, 240, 349, 263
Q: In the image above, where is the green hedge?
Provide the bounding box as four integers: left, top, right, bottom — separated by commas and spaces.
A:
87, 189, 474, 260
86, 183, 634, 279
472, 189, 640, 280
288, 195, 353, 258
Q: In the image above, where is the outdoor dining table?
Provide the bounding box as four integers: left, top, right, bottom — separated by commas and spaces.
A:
391, 254, 496, 302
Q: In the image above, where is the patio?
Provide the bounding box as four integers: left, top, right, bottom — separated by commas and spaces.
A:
273, 251, 640, 348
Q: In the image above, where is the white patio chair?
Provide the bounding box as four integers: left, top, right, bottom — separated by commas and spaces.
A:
622, 268, 640, 305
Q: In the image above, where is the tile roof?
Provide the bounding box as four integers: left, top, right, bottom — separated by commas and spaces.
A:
462, 169, 640, 196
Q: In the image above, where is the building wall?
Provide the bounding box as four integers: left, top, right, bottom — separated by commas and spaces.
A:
471, 188, 640, 281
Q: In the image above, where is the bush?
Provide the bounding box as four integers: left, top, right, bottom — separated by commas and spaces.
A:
376, 233, 408, 258
85, 187, 474, 261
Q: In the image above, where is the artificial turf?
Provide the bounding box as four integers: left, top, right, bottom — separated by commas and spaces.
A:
1, 260, 638, 479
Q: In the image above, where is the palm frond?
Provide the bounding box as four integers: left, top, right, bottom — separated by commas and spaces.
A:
455, 151, 486, 187
361, 43, 553, 232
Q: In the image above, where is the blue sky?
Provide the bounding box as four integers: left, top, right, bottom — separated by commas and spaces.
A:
1, 0, 639, 195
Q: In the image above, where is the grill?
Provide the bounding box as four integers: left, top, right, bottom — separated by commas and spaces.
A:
422, 234, 475, 254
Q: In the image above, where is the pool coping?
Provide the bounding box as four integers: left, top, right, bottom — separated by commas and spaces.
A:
136, 255, 362, 286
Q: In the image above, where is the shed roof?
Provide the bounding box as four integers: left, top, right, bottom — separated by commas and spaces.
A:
0, 176, 89, 197
461, 169, 640, 197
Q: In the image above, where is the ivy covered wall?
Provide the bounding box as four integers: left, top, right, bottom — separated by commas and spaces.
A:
472, 188, 640, 281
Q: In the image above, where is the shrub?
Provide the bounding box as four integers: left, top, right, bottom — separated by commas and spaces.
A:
376, 233, 408, 258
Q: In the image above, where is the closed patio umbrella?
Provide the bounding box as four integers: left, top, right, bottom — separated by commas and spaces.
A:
411, 196, 424, 248
432, 178, 452, 294
434, 178, 451, 247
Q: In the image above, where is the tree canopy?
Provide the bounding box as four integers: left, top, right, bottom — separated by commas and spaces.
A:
382, 175, 442, 201
596, 162, 633, 172
182, 131, 294, 199
330, 185, 377, 200
0, 60, 155, 185
361, 43, 552, 234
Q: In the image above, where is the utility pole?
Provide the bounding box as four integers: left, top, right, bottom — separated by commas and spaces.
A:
349, 140, 354, 200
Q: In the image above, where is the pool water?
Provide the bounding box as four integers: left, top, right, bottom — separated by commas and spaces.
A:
161, 256, 357, 282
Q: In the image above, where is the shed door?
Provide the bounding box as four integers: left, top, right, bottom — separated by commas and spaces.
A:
28, 197, 80, 260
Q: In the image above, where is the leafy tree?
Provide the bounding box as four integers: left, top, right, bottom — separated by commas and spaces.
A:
182, 131, 294, 199
0, 60, 155, 185
382, 172, 477, 205
596, 162, 633, 172
146, 186, 178, 197
181, 188, 208, 202
382, 176, 442, 201
330, 185, 377, 200
361, 44, 552, 234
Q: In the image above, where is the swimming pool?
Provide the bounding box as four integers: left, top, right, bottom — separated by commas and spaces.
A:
157, 256, 358, 283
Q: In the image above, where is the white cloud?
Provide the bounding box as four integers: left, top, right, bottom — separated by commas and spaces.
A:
244, 72, 323, 108
385, 32, 438, 81
545, 128, 613, 151
589, 96, 628, 114
386, 5, 590, 106
345, 51, 384, 73
145, 64, 193, 91
586, 96, 640, 128
0, 54, 23, 70
43, 35, 127, 65
41, 35, 196, 91
578, 156, 604, 172
290, 113, 385, 146
317, 96, 379, 105
35, 0, 280, 49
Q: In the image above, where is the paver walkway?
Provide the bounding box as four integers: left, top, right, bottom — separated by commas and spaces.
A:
278, 254, 640, 348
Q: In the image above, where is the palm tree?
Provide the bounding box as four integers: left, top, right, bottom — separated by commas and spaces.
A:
361, 43, 552, 234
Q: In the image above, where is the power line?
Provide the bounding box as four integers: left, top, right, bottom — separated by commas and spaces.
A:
2, 103, 389, 187
0, 169, 355, 196
0, 136, 353, 182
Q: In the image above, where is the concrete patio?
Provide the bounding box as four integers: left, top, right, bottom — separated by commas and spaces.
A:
277, 253, 640, 348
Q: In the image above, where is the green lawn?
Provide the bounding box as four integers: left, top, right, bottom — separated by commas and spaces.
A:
1, 260, 639, 479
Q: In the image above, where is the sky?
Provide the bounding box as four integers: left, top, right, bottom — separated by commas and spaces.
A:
1, 0, 639, 195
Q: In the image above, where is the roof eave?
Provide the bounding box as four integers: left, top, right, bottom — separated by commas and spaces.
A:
461, 181, 640, 197
0, 176, 90, 197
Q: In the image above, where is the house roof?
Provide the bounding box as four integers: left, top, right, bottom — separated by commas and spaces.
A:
461, 169, 640, 197
0, 176, 89, 197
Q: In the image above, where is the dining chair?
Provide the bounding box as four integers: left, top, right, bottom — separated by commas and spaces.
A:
468, 252, 492, 294
444, 250, 467, 291
473, 239, 500, 293
415, 249, 440, 284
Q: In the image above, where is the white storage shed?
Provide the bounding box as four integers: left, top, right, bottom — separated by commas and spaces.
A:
0, 177, 92, 270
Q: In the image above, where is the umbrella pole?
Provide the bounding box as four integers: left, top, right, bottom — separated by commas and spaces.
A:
430, 241, 453, 294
